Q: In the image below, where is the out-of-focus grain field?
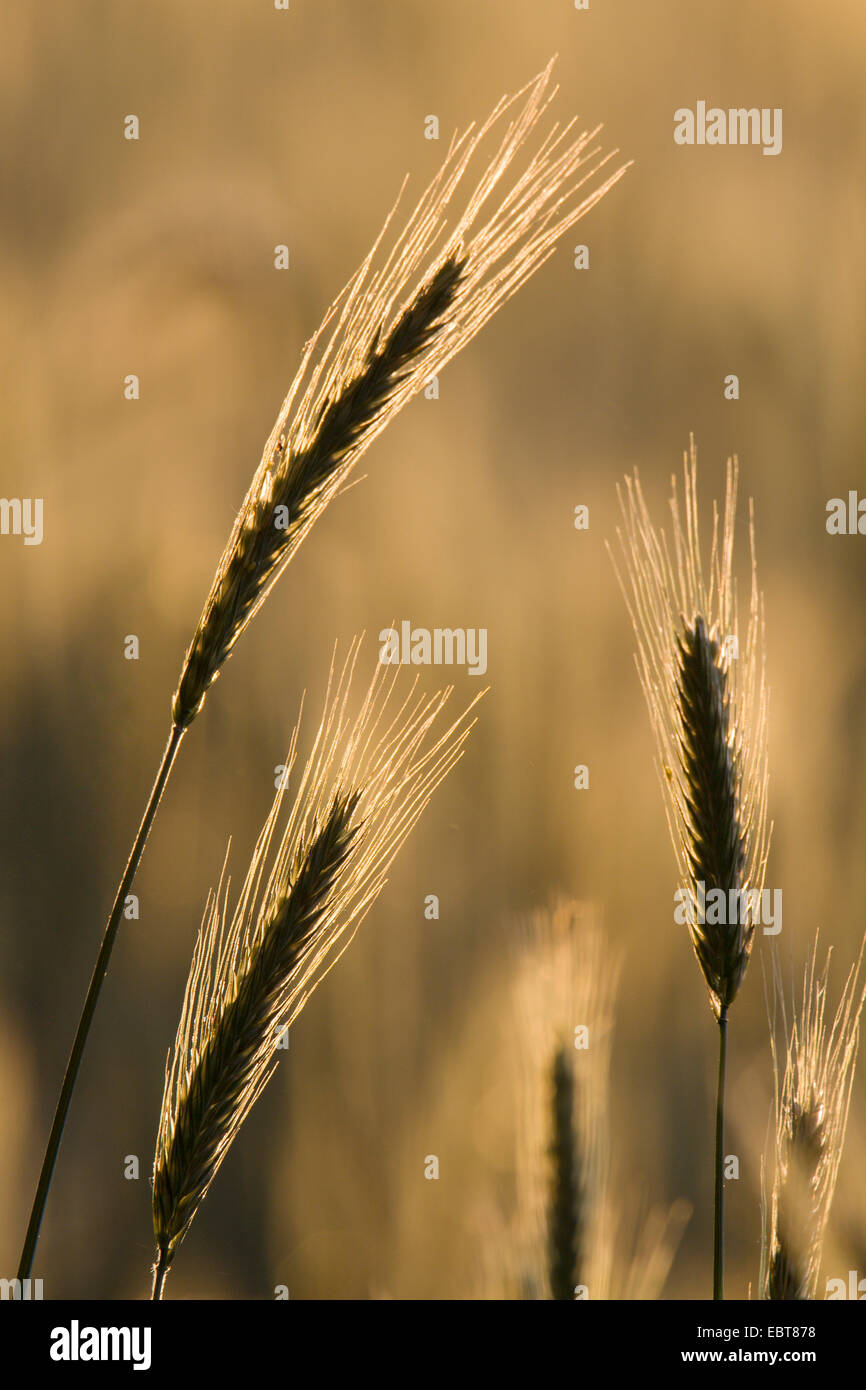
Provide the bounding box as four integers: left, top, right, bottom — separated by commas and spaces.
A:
2, 0, 865, 1298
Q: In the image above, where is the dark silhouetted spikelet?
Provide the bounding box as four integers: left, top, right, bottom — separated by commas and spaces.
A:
547, 1045, 583, 1300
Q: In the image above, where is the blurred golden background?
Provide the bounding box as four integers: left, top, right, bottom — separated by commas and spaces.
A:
2, 0, 866, 1299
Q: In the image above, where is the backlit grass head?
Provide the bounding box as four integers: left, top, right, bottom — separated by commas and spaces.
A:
764, 935, 865, 1300
610, 439, 770, 1019
172, 61, 629, 729
153, 641, 483, 1294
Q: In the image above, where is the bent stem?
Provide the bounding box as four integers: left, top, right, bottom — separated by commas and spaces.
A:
17, 723, 185, 1280
714, 1007, 728, 1300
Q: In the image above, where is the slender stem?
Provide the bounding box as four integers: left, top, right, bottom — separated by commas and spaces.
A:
152, 1248, 170, 1301
713, 1007, 728, 1301
17, 723, 186, 1280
